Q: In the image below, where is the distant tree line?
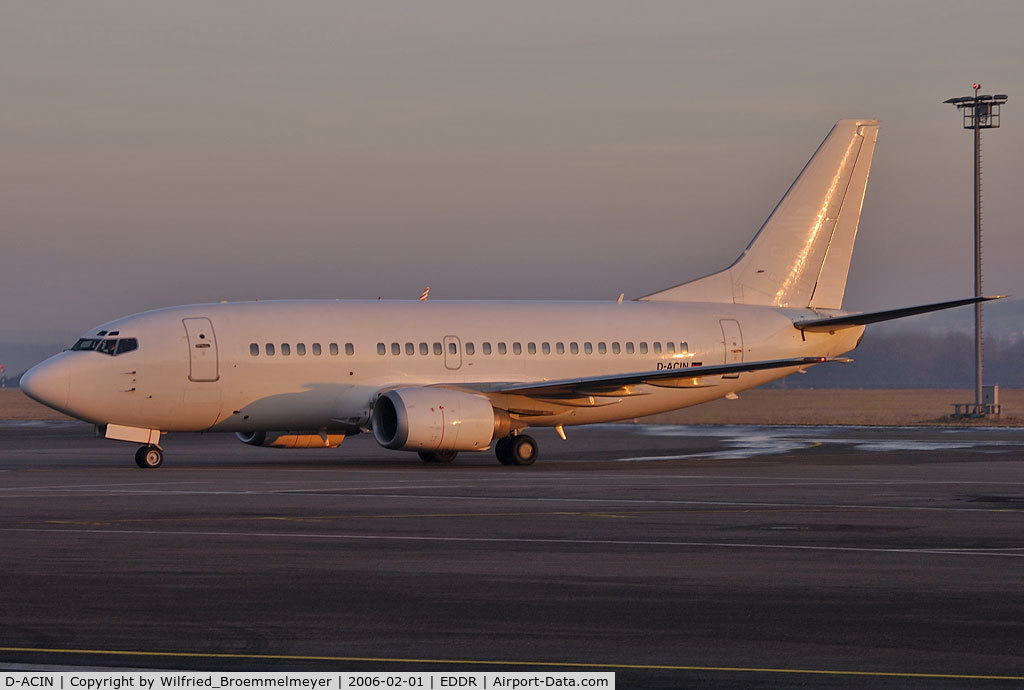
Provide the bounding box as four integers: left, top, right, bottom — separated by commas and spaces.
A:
773, 331, 1024, 388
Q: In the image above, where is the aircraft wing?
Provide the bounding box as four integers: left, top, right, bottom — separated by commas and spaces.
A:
794, 295, 1007, 333
492, 356, 840, 398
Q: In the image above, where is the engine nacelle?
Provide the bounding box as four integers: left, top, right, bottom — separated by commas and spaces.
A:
234, 431, 346, 448
372, 387, 510, 452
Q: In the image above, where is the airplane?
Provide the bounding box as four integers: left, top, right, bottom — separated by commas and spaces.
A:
20, 119, 1003, 469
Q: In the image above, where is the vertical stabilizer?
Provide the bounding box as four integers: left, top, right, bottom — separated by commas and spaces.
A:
640, 119, 878, 308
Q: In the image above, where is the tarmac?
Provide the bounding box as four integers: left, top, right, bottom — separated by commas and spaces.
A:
1, 421, 1023, 688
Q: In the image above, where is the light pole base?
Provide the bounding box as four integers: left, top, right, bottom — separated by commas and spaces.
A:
951, 402, 1001, 418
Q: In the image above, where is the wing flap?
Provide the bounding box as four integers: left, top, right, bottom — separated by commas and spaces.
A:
497, 356, 837, 397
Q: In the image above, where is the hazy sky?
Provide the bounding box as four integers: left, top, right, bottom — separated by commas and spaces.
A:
3, 0, 1023, 340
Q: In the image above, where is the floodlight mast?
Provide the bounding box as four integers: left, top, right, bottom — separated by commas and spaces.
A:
943, 84, 1008, 416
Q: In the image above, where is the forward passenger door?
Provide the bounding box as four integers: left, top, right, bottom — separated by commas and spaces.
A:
183, 318, 219, 382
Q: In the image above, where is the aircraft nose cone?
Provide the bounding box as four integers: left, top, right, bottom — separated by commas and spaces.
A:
20, 357, 70, 412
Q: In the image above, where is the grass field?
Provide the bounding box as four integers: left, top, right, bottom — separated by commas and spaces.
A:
2, 387, 1021, 426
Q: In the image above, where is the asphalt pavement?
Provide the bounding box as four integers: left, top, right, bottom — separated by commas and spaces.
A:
1, 421, 1023, 688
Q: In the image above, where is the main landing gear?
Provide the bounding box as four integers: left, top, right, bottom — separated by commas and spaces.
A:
417, 436, 539, 466
495, 434, 539, 466
134, 445, 163, 469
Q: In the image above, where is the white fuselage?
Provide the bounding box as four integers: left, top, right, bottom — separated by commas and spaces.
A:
34, 299, 862, 434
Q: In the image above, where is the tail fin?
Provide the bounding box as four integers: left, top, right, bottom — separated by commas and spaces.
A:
640, 119, 878, 309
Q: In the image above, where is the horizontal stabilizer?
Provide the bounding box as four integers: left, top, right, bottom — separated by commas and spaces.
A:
794, 295, 1007, 333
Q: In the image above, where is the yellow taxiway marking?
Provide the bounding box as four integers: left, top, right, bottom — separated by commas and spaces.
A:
0, 646, 1022, 681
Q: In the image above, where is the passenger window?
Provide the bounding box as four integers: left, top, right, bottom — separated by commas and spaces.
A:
498, 342, 507, 355
330, 343, 339, 356
313, 343, 322, 356
116, 338, 138, 355
626, 342, 635, 354
584, 342, 593, 354
433, 342, 442, 355
598, 342, 607, 354
556, 342, 565, 354
528, 342, 537, 355
281, 343, 291, 356
448, 342, 457, 355
250, 343, 259, 357
653, 342, 662, 354
680, 341, 689, 354
377, 343, 386, 355
512, 342, 522, 355
296, 343, 306, 356
666, 342, 674, 354
419, 342, 429, 355
345, 343, 354, 355
640, 342, 648, 354
612, 342, 620, 354
391, 343, 400, 356
466, 343, 475, 355
483, 342, 492, 355
570, 342, 579, 354
542, 342, 551, 354
266, 343, 275, 356
405, 342, 415, 355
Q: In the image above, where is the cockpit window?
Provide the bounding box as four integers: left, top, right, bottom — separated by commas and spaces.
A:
71, 337, 139, 356
115, 338, 138, 355
72, 338, 102, 351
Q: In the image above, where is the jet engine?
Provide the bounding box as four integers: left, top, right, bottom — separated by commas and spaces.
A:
234, 431, 346, 448
371, 387, 511, 452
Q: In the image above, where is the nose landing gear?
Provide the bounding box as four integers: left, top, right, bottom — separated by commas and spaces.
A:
135, 445, 164, 469
495, 434, 539, 466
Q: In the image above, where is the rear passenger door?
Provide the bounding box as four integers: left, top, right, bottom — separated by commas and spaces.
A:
719, 319, 743, 379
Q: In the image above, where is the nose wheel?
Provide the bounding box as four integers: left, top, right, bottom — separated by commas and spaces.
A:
135, 445, 164, 469
495, 434, 538, 466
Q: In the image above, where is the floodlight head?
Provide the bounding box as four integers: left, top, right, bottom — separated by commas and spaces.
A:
944, 88, 1007, 129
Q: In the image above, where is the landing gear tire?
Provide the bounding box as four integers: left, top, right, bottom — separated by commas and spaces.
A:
418, 450, 457, 464
495, 437, 515, 465
496, 434, 538, 466
135, 445, 163, 469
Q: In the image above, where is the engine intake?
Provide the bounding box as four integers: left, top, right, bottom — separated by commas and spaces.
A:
372, 387, 510, 452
